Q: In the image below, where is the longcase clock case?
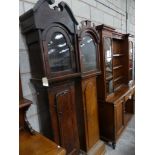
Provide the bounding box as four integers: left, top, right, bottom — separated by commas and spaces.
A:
75, 20, 105, 155
20, 0, 80, 154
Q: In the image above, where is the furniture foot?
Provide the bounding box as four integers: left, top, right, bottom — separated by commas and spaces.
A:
112, 142, 116, 149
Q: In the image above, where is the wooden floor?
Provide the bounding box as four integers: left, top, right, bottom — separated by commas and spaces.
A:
105, 116, 135, 155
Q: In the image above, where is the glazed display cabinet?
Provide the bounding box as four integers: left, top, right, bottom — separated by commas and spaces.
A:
96, 24, 135, 149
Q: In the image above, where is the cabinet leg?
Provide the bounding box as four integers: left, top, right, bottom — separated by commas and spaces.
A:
112, 142, 116, 149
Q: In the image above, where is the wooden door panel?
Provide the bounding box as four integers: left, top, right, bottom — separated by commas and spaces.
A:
48, 83, 79, 155
115, 100, 123, 136
48, 92, 60, 143
83, 78, 99, 149
56, 89, 76, 154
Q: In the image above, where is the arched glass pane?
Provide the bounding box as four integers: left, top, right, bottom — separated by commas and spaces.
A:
104, 37, 113, 94
47, 32, 72, 72
80, 35, 97, 72
104, 38, 113, 79
129, 41, 134, 81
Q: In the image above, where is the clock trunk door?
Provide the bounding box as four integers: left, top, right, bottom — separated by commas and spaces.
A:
48, 83, 79, 154
82, 78, 100, 150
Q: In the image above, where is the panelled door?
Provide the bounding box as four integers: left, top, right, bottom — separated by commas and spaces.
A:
115, 100, 124, 137
82, 78, 100, 150
48, 82, 79, 155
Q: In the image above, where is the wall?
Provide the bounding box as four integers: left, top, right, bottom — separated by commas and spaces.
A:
19, 0, 135, 132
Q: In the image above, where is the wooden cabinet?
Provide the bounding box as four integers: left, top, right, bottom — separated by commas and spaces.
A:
98, 86, 134, 149
75, 20, 105, 154
96, 24, 135, 149
20, 0, 80, 154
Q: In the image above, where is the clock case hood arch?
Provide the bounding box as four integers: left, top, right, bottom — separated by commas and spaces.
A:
20, 0, 80, 81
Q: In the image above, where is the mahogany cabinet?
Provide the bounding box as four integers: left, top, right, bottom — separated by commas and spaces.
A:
75, 20, 105, 155
96, 24, 135, 149
20, 0, 80, 154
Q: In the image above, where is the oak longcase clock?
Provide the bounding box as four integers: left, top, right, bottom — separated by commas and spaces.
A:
75, 20, 105, 155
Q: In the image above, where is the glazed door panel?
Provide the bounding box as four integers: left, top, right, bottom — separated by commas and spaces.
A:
48, 83, 79, 154
82, 78, 99, 149
115, 100, 123, 136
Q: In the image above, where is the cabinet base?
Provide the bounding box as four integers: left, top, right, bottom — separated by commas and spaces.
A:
87, 140, 106, 155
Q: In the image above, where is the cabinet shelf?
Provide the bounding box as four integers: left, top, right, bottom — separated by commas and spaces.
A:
114, 84, 124, 91
106, 75, 113, 81
113, 65, 123, 70
114, 76, 124, 82
113, 54, 125, 57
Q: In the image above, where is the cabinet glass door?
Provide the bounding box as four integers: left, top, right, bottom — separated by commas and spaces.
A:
80, 35, 97, 72
104, 37, 114, 95
129, 41, 133, 81
47, 32, 72, 72
133, 42, 135, 82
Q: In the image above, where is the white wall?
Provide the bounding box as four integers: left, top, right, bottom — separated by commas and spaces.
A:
19, 0, 135, 132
